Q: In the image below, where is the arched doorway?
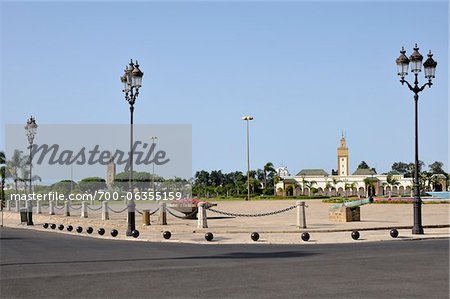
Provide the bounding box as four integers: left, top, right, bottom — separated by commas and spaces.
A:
358, 187, 365, 197
285, 186, 294, 197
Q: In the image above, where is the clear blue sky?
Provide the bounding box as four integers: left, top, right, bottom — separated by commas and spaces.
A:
1, 1, 448, 176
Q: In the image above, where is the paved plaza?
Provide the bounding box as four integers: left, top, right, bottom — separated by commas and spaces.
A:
2, 200, 449, 244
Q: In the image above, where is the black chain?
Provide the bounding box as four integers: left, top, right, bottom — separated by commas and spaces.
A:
87, 205, 103, 211
108, 206, 128, 213
167, 208, 198, 219
150, 208, 160, 215
205, 205, 297, 217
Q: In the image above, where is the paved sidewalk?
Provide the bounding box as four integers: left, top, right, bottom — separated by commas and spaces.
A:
1, 200, 449, 244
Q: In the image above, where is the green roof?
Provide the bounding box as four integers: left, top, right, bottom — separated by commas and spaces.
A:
283, 178, 297, 184
296, 169, 329, 176
352, 168, 377, 176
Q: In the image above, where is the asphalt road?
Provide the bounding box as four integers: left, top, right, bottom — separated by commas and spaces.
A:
1, 228, 448, 299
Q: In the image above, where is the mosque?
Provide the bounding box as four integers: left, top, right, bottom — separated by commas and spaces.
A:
275, 135, 415, 198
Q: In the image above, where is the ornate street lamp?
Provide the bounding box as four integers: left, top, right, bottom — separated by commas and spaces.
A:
121, 59, 144, 236
242, 116, 253, 201
24, 116, 38, 226
396, 44, 437, 234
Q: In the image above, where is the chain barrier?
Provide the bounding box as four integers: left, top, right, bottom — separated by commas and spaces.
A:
134, 208, 160, 215
70, 205, 82, 210
135, 208, 143, 215
54, 205, 64, 210
87, 205, 103, 211
150, 208, 160, 216
108, 206, 128, 213
205, 205, 297, 217
167, 208, 198, 219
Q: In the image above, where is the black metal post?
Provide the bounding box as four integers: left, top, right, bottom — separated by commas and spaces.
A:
126, 104, 136, 236
27, 144, 34, 225
121, 59, 143, 236
246, 119, 250, 201
412, 77, 423, 234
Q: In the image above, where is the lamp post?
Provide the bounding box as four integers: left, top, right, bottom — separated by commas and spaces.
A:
25, 116, 37, 226
396, 44, 437, 235
242, 116, 253, 201
121, 59, 144, 236
150, 136, 157, 193
70, 155, 74, 194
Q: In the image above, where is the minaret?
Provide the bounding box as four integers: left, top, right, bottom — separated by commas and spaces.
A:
337, 132, 349, 176
106, 158, 116, 188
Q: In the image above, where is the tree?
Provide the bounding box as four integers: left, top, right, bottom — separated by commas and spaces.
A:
304, 180, 317, 196
406, 161, 425, 178
428, 161, 446, 175
193, 170, 210, 197
51, 180, 77, 195
263, 162, 276, 191
19, 167, 41, 192
78, 177, 106, 193
6, 150, 27, 193
331, 177, 341, 192
344, 182, 356, 195
363, 177, 376, 197
391, 162, 410, 175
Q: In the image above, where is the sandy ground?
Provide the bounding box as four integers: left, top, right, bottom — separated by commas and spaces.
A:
1, 199, 449, 244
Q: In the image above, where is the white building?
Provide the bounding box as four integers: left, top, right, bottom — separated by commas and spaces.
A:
275, 135, 414, 197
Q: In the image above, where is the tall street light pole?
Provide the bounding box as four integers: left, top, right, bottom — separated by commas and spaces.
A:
70, 155, 74, 194
396, 44, 437, 235
150, 136, 158, 193
121, 59, 144, 236
242, 116, 253, 201
25, 116, 37, 226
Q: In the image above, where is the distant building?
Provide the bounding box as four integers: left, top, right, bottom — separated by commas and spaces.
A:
275, 135, 414, 197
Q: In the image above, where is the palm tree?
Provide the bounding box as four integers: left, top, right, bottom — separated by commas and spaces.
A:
6, 150, 27, 193
0, 151, 5, 165
386, 174, 400, 196
332, 177, 341, 189
325, 182, 333, 196
19, 167, 42, 192
301, 177, 308, 196
263, 162, 275, 190
363, 177, 376, 197
344, 182, 356, 196
331, 177, 341, 196
305, 180, 317, 197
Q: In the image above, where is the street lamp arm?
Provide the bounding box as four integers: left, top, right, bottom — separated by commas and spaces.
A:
419, 82, 432, 92
400, 79, 414, 91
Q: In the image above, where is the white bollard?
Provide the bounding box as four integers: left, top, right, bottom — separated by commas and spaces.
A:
157, 202, 167, 225
102, 201, 109, 220
36, 201, 42, 214
197, 202, 208, 229
297, 201, 307, 228
49, 201, 55, 215
15, 201, 20, 212
6, 200, 11, 211
64, 201, 70, 216
81, 202, 88, 218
